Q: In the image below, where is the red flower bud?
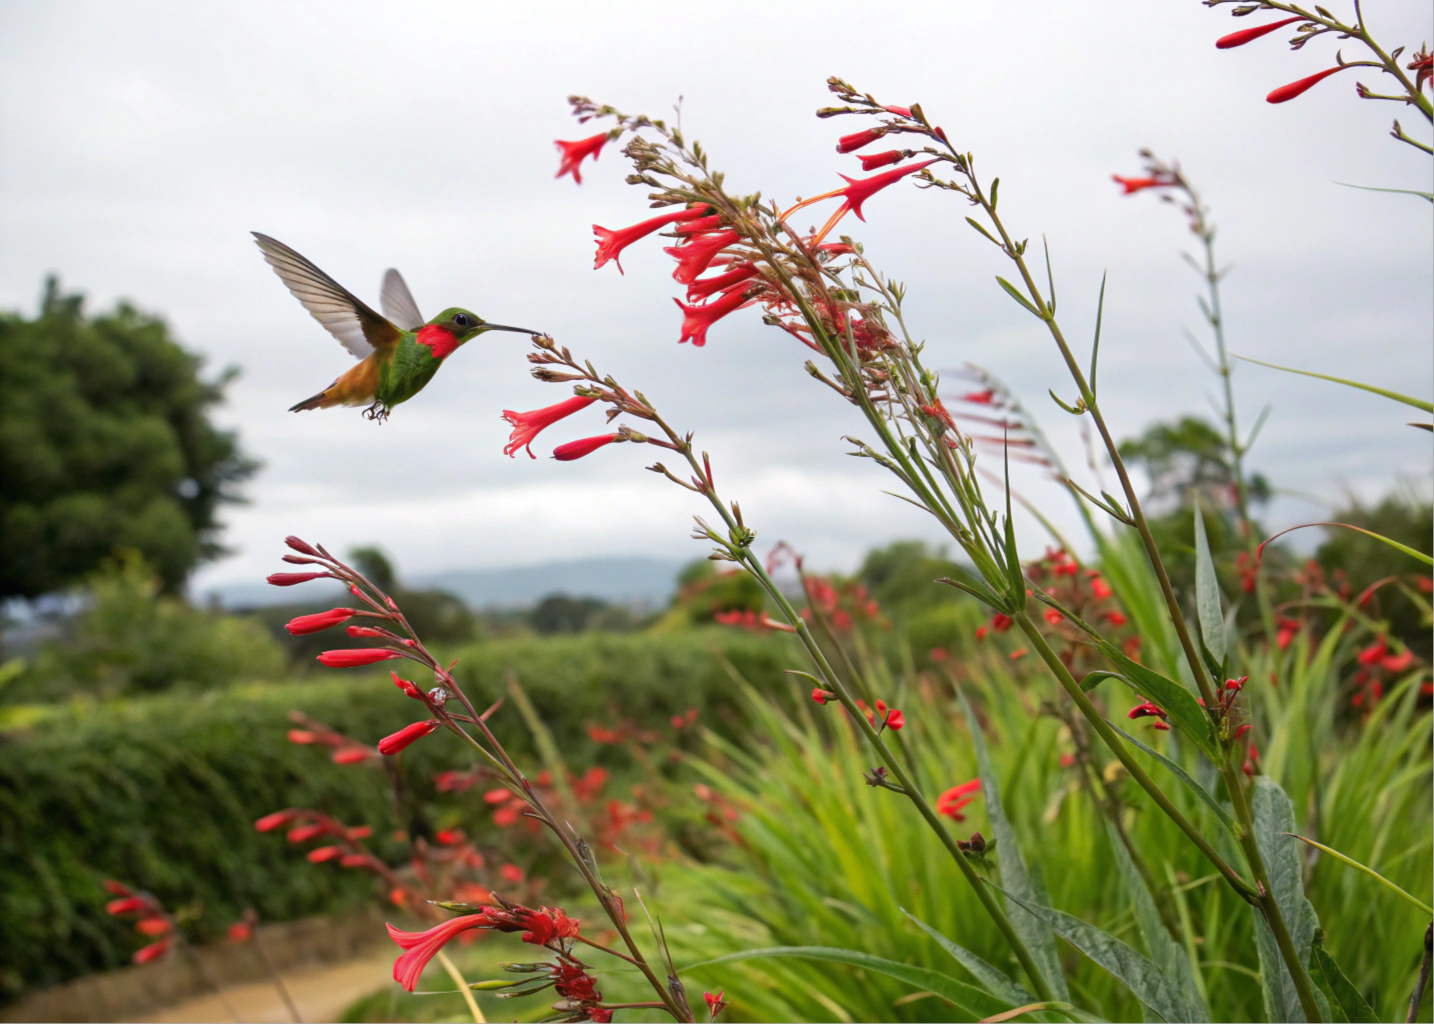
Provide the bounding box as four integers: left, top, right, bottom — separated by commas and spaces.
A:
391, 671, 424, 699
287, 823, 329, 843
332, 747, 371, 764
836, 127, 888, 153
106, 897, 148, 915
859, 149, 905, 171
307, 845, 344, 863
136, 917, 172, 936
884, 105, 912, 117
285, 536, 321, 556
553, 434, 620, 461
286, 608, 356, 635
254, 809, 300, 832
133, 939, 171, 964
1216, 15, 1304, 49
267, 571, 329, 587
811, 688, 836, 704
1267, 65, 1351, 104
317, 648, 402, 668
378, 720, 440, 756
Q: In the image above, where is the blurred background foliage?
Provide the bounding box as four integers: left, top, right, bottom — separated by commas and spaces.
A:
0, 280, 256, 600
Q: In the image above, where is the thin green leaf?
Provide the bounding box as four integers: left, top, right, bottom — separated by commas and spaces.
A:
1042, 236, 1056, 317
1332, 180, 1434, 203
1280, 834, 1432, 915
1192, 503, 1226, 672
956, 684, 1069, 1001
1002, 446, 1024, 602
1308, 931, 1379, 1023
1045, 596, 1219, 759
1259, 521, 1433, 568
967, 217, 1002, 246
1078, 670, 1123, 694
1102, 822, 1209, 1021
902, 909, 1034, 1007
989, 177, 1000, 210
1234, 355, 1433, 413
1250, 777, 1327, 1024
990, 884, 1203, 1024
936, 565, 1005, 608
1243, 404, 1272, 452
997, 276, 1044, 318
1107, 720, 1238, 837
687, 946, 1013, 1019
1089, 272, 1106, 397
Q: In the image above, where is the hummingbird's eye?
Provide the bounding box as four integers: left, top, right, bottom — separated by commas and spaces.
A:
453, 313, 470, 329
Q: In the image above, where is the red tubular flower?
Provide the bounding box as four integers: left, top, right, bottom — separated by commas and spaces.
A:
1152, 720, 1172, 731
936, 780, 981, 820
664, 230, 741, 284
285, 536, 320, 556
1225, 675, 1249, 692
133, 940, 171, 964
254, 809, 300, 832
1128, 701, 1168, 720
593, 206, 710, 273
837, 159, 937, 221
317, 648, 402, 668
686, 262, 758, 302
1103, 610, 1127, 626
347, 825, 372, 840
811, 688, 836, 704
836, 127, 888, 153
378, 720, 439, 756
486, 903, 580, 945
1268, 65, 1352, 103
106, 897, 148, 915
1233, 723, 1253, 740
1043, 609, 1063, 626
884, 104, 912, 117
286, 607, 356, 635
267, 571, 329, 587
673, 214, 725, 235
287, 729, 320, 744
435, 829, 464, 846
554, 133, 608, 184
287, 822, 330, 844
875, 699, 905, 730
991, 613, 1013, 632
500, 863, 525, 883
705, 990, 729, 1019
104, 880, 132, 896
135, 917, 172, 937
331, 747, 371, 764
228, 921, 254, 942
1009, 647, 1028, 661
1111, 175, 1174, 195
307, 845, 344, 863
502, 395, 597, 459
1216, 15, 1304, 49
859, 149, 905, 171
386, 916, 491, 992
391, 671, 423, 699
674, 285, 757, 347
1381, 648, 1415, 673
553, 434, 620, 461
1357, 637, 1388, 666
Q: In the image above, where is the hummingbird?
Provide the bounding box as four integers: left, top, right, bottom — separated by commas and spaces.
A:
252, 232, 540, 421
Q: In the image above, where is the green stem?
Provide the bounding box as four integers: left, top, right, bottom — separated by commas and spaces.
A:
1017, 614, 1257, 900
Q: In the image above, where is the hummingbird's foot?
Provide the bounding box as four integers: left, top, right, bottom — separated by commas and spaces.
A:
363, 402, 390, 424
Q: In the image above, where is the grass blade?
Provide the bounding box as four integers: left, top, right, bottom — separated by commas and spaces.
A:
1281, 834, 1432, 915
1234, 355, 1433, 413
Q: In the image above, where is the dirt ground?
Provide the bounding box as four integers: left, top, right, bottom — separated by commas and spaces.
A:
124, 952, 395, 1024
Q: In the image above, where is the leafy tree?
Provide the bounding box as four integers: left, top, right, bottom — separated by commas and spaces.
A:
0, 278, 256, 598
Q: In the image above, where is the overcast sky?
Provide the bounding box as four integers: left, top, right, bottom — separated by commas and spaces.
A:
3, 1, 1430, 596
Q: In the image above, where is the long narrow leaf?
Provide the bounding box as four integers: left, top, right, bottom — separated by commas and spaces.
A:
1281, 833, 1432, 914
1108, 720, 1238, 837
997, 276, 1044, 318
1258, 521, 1433, 568
1308, 931, 1379, 1023
1234, 355, 1433, 413
956, 684, 1069, 1000
1103, 822, 1209, 1021
1192, 503, 1226, 672
903, 908, 1035, 1007
688, 946, 1013, 1019
991, 884, 1204, 1024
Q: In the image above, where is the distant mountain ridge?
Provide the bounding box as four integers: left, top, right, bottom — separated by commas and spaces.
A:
203, 556, 685, 611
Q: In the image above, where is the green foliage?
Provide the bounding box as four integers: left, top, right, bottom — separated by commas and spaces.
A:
0, 629, 794, 1001
857, 541, 963, 619
660, 644, 1430, 1023
665, 560, 766, 624
530, 594, 640, 634
1118, 416, 1270, 513
0, 279, 256, 599
7, 552, 284, 702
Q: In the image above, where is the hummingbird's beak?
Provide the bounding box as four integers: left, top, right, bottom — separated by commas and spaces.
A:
482, 323, 541, 336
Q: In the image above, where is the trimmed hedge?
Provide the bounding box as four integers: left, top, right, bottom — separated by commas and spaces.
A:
0, 629, 795, 1000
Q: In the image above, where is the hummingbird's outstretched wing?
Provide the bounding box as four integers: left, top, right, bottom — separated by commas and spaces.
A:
379, 269, 424, 331
252, 232, 400, 359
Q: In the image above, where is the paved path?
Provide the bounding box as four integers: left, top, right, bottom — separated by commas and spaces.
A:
125, 952, 394, 1024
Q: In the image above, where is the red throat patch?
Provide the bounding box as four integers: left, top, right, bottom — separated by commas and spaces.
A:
415, 324, 460, 360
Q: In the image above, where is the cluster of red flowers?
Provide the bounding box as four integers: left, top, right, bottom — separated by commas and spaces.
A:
254, 808, 391, 877
1129, 701, 1172, 732
103, 881, 175, 964
287, 712, 379, 765
1351, 635, 1422, 708
802, 575, 885, 632
267, 537, 452, 759
1210, 11, 1354, 104
386, 898, 581, 992
711, 607, 797, 633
